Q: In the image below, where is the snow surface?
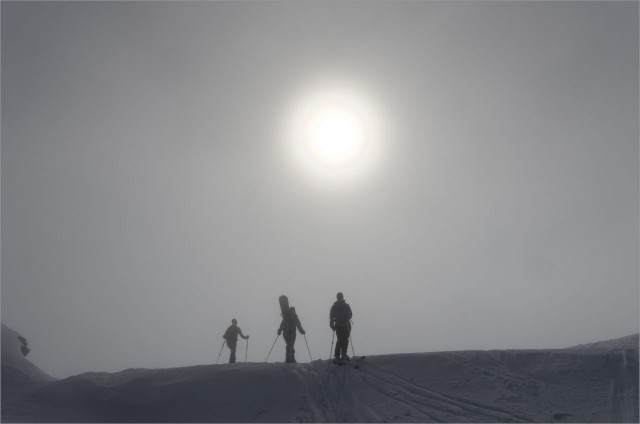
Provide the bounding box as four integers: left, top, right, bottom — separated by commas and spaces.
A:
2, 324, 638, 423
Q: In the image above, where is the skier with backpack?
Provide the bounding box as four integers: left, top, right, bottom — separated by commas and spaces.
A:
278, 305, 306, 363
330, 292, 353, 361
222, 319, 249, 364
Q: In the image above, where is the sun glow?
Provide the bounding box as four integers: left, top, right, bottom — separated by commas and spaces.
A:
284, 80, 385, 187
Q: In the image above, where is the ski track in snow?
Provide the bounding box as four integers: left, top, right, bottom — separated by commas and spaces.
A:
358, 360, 528, 422
610, 350, 638, 423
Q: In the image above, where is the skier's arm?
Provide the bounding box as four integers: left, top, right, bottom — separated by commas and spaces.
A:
238, 328, 249, 339
296, 317, 305, 334
346, 304, 353, 321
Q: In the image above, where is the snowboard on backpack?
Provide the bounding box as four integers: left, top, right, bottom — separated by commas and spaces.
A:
279, 295, 290, 318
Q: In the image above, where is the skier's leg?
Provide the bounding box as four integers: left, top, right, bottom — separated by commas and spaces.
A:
337, 327, 349, 359
288, 332, 297, 363
286, 345, 293, 362
229, 342, 237, 363
343, 327, 351, 359
284, 332, 294, 362
334, 328, 341, 359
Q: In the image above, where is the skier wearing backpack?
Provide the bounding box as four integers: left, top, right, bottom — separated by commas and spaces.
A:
223, 319, 249, 364
278, 306, 305, 363
330, 292, 353, 361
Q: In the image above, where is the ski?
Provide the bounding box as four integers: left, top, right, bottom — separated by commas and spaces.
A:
351, 356, 365, 369
332, 356, 365, 368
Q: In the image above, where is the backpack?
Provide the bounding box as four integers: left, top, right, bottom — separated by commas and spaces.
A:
223, 326, 236, 340
332, 302, 351, 326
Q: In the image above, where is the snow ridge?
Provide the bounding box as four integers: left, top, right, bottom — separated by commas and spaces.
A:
2, 329, 638, 423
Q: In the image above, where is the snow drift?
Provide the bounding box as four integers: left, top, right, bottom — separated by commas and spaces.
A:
2, 325, 637, 423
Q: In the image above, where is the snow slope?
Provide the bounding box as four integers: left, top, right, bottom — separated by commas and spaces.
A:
563, 334, 639, 353
2, 327, 637, 423
1, 324, 53, 386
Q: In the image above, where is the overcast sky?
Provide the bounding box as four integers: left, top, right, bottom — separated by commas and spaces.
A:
2, 1, 638, 379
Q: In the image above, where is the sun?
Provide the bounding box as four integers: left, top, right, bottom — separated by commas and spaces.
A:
305, 105, 366, 167
283, 80, 386, 187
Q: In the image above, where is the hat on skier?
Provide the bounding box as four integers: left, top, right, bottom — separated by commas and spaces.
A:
336, 292, 344, 301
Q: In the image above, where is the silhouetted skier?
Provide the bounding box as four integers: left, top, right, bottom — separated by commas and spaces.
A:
330, 292, 352, 361
278, 307, 305, 363
223, 319, 249, 363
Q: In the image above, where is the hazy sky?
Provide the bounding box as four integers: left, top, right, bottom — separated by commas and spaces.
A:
2, 1, 638, 379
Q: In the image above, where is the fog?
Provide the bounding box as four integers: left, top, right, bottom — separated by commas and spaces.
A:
2, 1, 638, 378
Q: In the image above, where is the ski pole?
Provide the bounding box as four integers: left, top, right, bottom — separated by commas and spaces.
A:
329, 330, 335, 359
265, 334, 280, 362
303, 334, 312, 361
349, 334, 356, 358
216, 340, 226, 364
245, 339, 249, 362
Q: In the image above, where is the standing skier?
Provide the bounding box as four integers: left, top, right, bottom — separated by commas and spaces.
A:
278, 306, 305, 363
223, 319, 249, 364
330, 292, 352, 361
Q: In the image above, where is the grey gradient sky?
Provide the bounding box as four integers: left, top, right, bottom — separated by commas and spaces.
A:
2, 1, 638, 379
